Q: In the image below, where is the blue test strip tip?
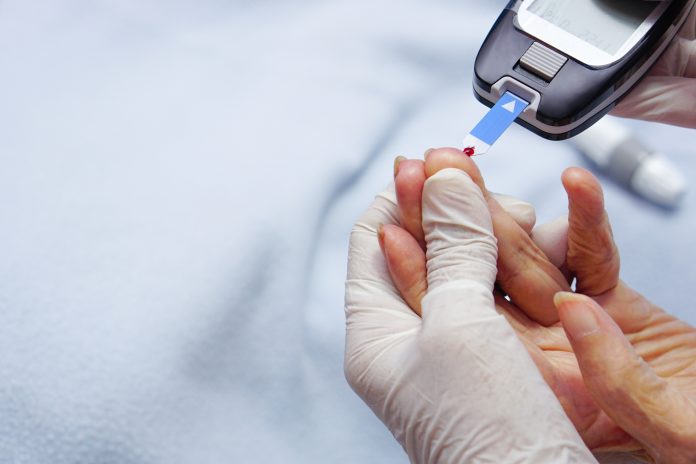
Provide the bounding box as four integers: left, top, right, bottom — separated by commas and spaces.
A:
463, 92, 530, 156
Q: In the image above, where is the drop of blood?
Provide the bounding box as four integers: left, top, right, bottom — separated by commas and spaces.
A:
463, 146, 475, 157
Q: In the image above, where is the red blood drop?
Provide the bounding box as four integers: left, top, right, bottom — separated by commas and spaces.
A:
463, 147, 475, 157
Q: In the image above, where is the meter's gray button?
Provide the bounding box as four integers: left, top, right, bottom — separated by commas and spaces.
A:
519, 42, 568, 81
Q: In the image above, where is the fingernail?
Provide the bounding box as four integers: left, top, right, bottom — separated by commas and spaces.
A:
554, 292, 600, 339
423, 148, 435, 160
377, 224, 386, 250
394, 156, 406, 178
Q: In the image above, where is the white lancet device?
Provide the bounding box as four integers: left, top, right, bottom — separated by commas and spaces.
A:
473, 0, 696, 140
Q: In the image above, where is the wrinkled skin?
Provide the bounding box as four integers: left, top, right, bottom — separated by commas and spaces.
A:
384, 149, 696, 461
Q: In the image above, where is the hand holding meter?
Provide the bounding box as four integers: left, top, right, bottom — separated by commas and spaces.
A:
471, 0, 695, 142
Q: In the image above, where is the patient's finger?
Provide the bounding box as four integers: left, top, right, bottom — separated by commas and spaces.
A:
386, 182, 543, 318
488, 198, 570, 326
382, 212, 552, 317
380, 224, 427, 316
425, 148, 568, 326
395, 159, 426, 248
396, 155, 535, 240
562, 168, 620, 296
424, 148, 487, 190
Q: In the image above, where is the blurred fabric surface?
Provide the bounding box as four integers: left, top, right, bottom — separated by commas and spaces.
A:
0, 1, 695, 462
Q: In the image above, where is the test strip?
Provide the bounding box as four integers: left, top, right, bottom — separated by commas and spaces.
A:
463, 92, 530, 156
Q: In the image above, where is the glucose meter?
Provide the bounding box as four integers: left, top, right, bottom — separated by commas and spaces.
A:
473, 0, 696, 140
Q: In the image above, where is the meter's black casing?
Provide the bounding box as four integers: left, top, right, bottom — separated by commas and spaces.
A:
474, 0, 691, 140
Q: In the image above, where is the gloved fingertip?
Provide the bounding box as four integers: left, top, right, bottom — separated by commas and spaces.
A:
491, 193, 537, 234
531, 216, 569, 269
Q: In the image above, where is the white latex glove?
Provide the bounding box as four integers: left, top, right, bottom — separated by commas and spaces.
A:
612, 5, 696, 127
344, 168, 596, 463
532, 215, 569, 270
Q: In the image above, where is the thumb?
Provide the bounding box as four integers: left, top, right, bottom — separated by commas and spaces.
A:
421, 168, 498, 326
554, 292, 696, 461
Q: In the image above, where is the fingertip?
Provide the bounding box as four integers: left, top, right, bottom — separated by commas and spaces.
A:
563, 167, 604, 203
554, 292, 625, 347
393, 156, 407, 178
562, 167, 606, 224
554, 291, 593, 311
554, 292, 678, 456
561, 167, 588, 185
424, 147, 488, 194
395, 159, 426, 184
395, 160, 426, 201
562, 167, 600, 194
555, 292, 604, 339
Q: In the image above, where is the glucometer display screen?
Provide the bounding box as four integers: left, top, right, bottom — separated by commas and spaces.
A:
527, 0, 658, 54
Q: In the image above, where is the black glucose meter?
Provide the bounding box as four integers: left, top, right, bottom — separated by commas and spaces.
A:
473, 0, 696, 140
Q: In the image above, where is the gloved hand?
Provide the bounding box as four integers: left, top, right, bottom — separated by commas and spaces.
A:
612, 5, 696, 127
383, 149, 696, 462
344, 163, 596, 463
